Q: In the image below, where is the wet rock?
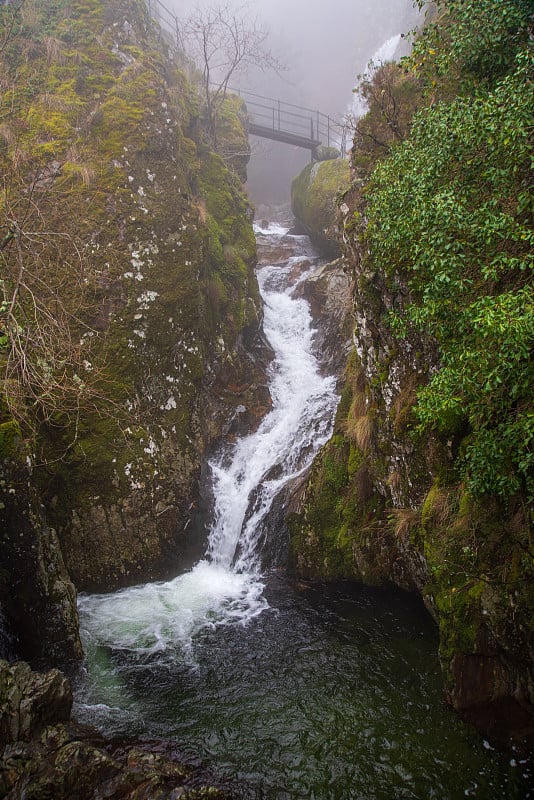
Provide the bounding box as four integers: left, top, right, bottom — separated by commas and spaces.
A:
449, 653, 534, 750
291, 159, 350, 258
0, 660, 72, 748
0, 659, 241, 799
1, 723, 238, 799
0, 426, 83, 664
295, 259, 353, 374
313, 145, 341, 162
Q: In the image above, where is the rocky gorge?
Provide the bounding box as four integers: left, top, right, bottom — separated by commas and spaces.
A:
0, 0, 271, 794
0, 0, 533, 796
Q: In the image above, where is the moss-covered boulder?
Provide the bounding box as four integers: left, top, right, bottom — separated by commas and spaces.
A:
291, 158, 350, 258
313, 145, 341, 162
0, 660, 72, 747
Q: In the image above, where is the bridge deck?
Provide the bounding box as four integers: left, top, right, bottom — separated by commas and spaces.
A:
248, 122, 321, 151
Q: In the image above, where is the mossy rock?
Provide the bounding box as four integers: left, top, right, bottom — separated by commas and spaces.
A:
291, 158, 350, 257
313, 145, 341, 162
0, 419, 22, 461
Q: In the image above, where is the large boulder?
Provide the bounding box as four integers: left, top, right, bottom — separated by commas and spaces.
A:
0, 660, 238, 799
291, 159, 350, 258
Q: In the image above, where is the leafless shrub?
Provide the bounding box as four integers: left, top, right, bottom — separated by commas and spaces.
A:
43, 35, 66, 65
0, 166, 122, 446
181, 2, 283, 149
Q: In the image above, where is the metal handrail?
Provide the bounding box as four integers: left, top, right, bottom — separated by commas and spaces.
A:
228, 87, 336, 144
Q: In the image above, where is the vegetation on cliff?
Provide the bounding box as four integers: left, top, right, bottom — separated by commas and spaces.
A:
366, 3, 533, 502
290, 0, 534, 745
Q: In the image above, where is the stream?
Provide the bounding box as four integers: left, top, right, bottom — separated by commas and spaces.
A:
74, 225, 532, 799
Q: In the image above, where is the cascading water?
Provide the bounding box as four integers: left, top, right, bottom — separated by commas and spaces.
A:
349, 34, 403, 120
75, 227, 531, 800
208, 255, 337, 574
77, 224, 338, 659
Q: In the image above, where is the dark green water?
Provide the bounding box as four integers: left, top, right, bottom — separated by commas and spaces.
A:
75, 576, 532, 799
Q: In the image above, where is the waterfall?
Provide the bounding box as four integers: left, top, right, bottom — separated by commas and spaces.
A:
78, 226, 339, 659
350, 33, 403, 119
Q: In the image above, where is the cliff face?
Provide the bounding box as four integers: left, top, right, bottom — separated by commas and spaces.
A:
289, 1, 534, 748
0, 0, 269, 659
289, 202, 534, 746
0, 409, 83, 664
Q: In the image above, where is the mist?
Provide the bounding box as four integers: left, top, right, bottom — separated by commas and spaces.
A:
166, 0, 422, 205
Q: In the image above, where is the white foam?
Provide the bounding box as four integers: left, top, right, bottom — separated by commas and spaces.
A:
350, 33, 403, 120
207, 261, 337, 571
79, 561, 267, 655
253, 222, 289, 236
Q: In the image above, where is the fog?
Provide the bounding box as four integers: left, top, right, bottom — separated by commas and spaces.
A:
166, 0, 422, 205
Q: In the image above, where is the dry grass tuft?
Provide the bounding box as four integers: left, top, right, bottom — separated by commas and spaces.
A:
390, 508, 420, 542
429, 488, 455, 527
346, 390, 367, 425
38, 92, 78, 114
0, 123, 16, 148
43, 36, 66, 65
194, 198, 208, 225
391, 372, 419, 433
387, 469, 402, 494
346, 412, 375, 453
65, 148, 96, 186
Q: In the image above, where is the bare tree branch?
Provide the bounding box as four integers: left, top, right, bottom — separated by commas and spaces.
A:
0, 0, 25, 54
181, 2, 283, 149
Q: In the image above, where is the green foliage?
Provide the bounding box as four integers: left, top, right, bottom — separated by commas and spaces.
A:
364, 41, 533, 500
410, 0, 533, 88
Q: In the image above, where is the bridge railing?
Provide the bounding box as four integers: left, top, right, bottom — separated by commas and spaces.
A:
229, 88, 332, 147
145, 0, 183, 47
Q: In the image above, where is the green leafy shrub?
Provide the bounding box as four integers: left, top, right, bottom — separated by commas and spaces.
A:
363, 14, 533, 501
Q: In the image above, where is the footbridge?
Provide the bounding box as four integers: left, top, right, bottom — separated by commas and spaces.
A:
229, 88, 346, 156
